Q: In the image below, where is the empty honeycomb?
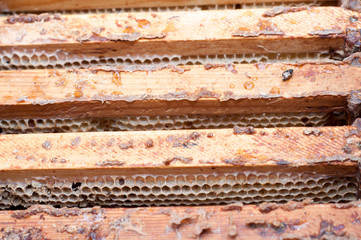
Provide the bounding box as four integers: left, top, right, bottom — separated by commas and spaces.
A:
0, 171, 357, 209
0, 0, 337, 15
73, 0, 336, 13
0, 50, 343, 70
0, 112, 346, 134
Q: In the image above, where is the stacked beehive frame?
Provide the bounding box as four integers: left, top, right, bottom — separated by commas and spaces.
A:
0, 0, 361, 238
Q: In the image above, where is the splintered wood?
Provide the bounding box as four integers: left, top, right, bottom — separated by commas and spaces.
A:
0, 7, 360, 58
1, 202, 361, 239
0, 126, 359, 170
0, 62, 360, 119
0, 0, 334, 12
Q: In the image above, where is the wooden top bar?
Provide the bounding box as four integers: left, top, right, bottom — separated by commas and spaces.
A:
1, 201, 361, 239
0, 62, 360, 119
0, 126, 359, 171
0, 7, 359, 57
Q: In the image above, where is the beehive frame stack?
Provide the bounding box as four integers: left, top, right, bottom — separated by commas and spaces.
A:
0, 0, 361, 239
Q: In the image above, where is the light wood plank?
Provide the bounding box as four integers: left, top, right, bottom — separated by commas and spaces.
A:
0, 7, 359, 58
1, 202, 360, 239
0, 62, 360, 119
0, 126, 359, 171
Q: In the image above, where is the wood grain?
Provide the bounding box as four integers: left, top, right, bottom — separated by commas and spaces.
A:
0, 202, 360, 239
0, 0, 335, 12
0, 7, 359, 58
0, 126, 359, 171
0, 62, 360, 119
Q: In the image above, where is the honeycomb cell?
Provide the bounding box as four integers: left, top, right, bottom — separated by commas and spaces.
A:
171, 186, 181, 194
295, 181, 305, 188
185, 175, 196, 185
222, 184, 232, 192
69, 194, 78, 201
128, 193, 137, 199
196, 175, 206, 185
92, 187, 101, 193
279, 189, 289, 195
347, 182, 358, 192
253, 183, 262, 190
290, 188, 299, 195
165, 176, 176, 186
155, 176, 166, 186
62, 187, 72, 194
112, 187, 121, 194
207, 175, 217, 185
232, 183, 242, 191
152, 186, 161, 194
176, 176, 186, 186
249, 190, 258, 196
15, 187, 24, 194
103, 176, 115, 186
102, 187, 111, 194
59, 194, 68, 201
160, 186, 169, 194
202, 184, 211, 192
181, 186, 191, 193
259, 189, 267, 196
207, 192, 217, 198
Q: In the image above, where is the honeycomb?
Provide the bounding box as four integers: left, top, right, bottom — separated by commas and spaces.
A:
0, 171, 357, 209
0, 1, 336, 15
0, 50, 343, 70
68, 0, 336, 13
0, 112, 346, 134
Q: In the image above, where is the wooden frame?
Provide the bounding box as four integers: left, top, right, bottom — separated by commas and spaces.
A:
0, 7, 359, 59
0, 126, 359, 170
1, 202, 361, 239
0, 3, 361, 237
0, 62, 360, 119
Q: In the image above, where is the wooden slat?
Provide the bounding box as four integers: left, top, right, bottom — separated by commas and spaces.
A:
0, 7, 359, 58
1, 202, 361, 239
0, 62, 360, 119
0, 0, 335, 12
0, 126, 359, 171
